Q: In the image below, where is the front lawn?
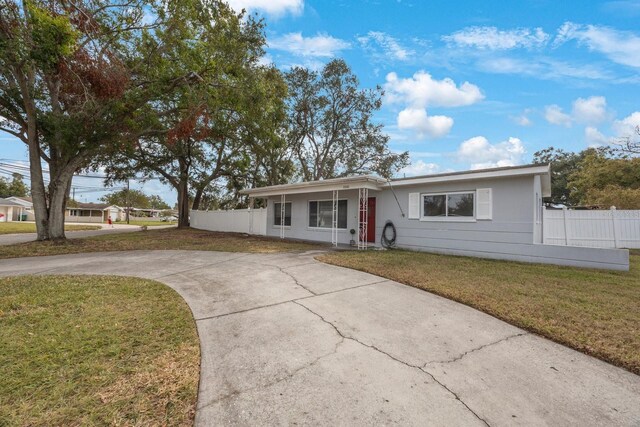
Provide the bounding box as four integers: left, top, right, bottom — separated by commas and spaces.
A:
0, 222, 101, 235
0, 227, 322, 259
319, 249, 640, 375
0, 275, 199, 426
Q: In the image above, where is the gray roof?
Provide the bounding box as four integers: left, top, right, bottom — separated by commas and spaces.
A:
0, 197, 25, 207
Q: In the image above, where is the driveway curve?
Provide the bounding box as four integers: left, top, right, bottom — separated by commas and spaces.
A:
1, 250, 638, 426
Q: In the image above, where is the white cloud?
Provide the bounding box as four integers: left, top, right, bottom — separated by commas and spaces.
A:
612, 111, 640, 136
512, 109, 533, 126
544, 105, 573, 127
545, 96, 610, 127
226, 0, 303, 16
384, 71, 484, 108
478, 57, 610, 80
572, 96, 608, 124
584, 126, 610, 147
456, 136, 526, 170
554, 22, 640, 68
443, 26, 549, 50
400, 160, 441, 177
357, 31, 414, 61
269, 32, 350, 57
397, 108, 453, 139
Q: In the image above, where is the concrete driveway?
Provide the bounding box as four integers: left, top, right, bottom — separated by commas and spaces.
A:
0, 223, 173, 245
0, 250, 638, 426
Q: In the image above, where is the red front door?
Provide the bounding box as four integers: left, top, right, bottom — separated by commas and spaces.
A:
367, 197, 376, 243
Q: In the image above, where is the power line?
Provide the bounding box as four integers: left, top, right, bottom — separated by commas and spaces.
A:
0, 161, 165, 181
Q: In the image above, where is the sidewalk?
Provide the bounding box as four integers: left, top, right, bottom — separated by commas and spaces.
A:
0, 223, 164, 246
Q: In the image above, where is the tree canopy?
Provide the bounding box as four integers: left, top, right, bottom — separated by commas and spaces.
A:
2, 0, 410, 230
100, 189, 170, 210
103, 0, 282, 226
0, 173, 29, 198
534, 146, 640, 208
568, 149, 640, 209
0, 0, 150, 239
285, 59, 408, 181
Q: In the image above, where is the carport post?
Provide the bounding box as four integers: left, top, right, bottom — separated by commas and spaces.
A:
331, 190, 339, 247
280, 194, 286, 239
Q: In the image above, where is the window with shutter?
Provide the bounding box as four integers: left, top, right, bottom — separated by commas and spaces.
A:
476, 188, 492, 220
408, 193, 420, 219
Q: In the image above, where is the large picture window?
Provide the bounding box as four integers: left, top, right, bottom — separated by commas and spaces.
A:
274, 202, 292, 226
309, 200, 347, 229
422, 192, 474, 219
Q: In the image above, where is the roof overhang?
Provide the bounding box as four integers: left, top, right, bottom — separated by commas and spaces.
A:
240, 175, 387, 198
240, 164, 552, 198
6, 197, 33, 207
388, 164, 552, 197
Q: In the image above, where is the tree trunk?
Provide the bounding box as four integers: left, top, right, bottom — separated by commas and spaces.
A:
191, 187, 204, 211
19, 67, 49, 240
27, 131, 50, 240
177, 177, 190, 228
47, 169, 75, 240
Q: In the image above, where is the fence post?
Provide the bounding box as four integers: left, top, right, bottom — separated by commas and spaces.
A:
611, 206, 619, 248
562, 206, 569, 246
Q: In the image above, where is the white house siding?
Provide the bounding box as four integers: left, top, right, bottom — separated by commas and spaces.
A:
0, 206, 13, 222
265, 189, 372, 245
376, 176, 536, 250
374, 176, 627, 270
258, 174, 627, 270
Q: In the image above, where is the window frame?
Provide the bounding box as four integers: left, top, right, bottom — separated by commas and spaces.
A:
307, 199, 349, 230
420, 190, 476, 222
273, 201, 292, 228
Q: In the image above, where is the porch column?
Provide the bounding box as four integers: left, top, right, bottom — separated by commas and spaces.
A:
357, 188, 368, 249
331, 190, 339, 247
280, 194, 286, 239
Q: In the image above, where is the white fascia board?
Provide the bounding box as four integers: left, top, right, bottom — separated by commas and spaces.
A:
243, 181, 383, 198
6, 197, 32, 207
388, 165, 551, 188
240, 176, 385, 198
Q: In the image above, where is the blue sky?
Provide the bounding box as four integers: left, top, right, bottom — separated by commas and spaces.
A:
2, 0, 640, 203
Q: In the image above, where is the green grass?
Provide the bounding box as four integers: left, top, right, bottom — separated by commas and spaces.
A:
0, 227, 323, 259
0, 275, 199, 426
125, 220, 177, 227
318, 249, 640, 375
0, 222, 101, 234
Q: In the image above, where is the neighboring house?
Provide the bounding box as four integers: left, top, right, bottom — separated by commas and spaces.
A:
66, 203, 124, 223
129, 207, 163, 218
6, 196, 35, 221
240, 164, 628, 270
0, 198, 25, 223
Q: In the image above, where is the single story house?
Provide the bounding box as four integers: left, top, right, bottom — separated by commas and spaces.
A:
0, 198, 26, 222
240, 164, 629, 270
66, 203, 125, 223
129, 207, 163, 218
6, 196, 35, 221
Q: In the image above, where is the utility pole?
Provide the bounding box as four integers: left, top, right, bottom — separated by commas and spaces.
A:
72, 187, 75, 201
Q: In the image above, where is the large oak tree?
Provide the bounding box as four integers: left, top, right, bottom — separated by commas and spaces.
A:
0, 0, 149, 239
284, 59, 408, 181
105, 0, 285, 226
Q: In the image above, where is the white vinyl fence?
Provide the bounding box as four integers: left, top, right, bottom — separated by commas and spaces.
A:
190, 208, 267, 235
543, 208, 640, 249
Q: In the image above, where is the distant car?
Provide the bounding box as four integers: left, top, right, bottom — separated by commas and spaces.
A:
161, 215, 178, 222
